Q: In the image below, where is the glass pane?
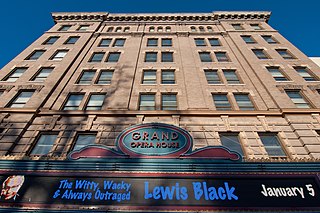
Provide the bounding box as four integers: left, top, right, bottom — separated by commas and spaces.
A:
64, 94, 84, 110
113, 39, 125, 47
143, 70, 156, 84
106, 53, 120, 62
147, 39, 158, 46
59, 25, 71, 31
31, 134, 57, 155
97, 70, 113, 84
162, 94, 177, 110
205, 70, 221, 84
224, 70, 240, 84
208, 38, 220, 46
195, 39, 206, 46
252, 49, 268, 59
99, 39, 112, 47
216, 52, 229, 62
262, 36, 277, 44
139, 94, 155, 110
220, 133, 243, 155
5, 68, 27, 82
161, 52, 173, 62
28, 50, 45, 60
10, 91, 34, 108
242, 36, 255, 44
145, 52, 157, 62
86, 94, 105, 110
52, 51, 68, 60
66, 37, 79, 44
199, 52, 212, 62
73, 134, 96, 150
78, 71, 95, 84
161, 70, 175, 84
90, 53, 104, 62
234, 94, 254, 110
232, 24, 242, 30
44, 37, 59, 45
259, 133, 286, 156
213, 94, 232, 110
162, 39, 172, 46
33, 68, 53, 82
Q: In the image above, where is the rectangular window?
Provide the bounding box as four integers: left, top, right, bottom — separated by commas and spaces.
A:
145, 52, 157, 62
139, 94, 155, 110
3, 67, 27, 82
63, 94, 84, 110
262, 35, 277, 44
77, 70, 96, 84
223, 70, 240, 84
8, 91, 34, 108
78, 25, 89, 31
220, 133, 243, 155
215, 52, 230, 62
147, 38, 158, 47
58, 25, 71, 31
31, 67, 53, 82
234, 94, 255, 110
199, 52, 212, 62
252, 49, 269, 59
96, 70, 113, 84
205, 70, 221, 84
276, 49, 295, 59
73, 134, 96, 151
161, 70, 175, 84
89, 52, 105, 62
142, 70, 157, 84
208, 38, 220, 46
161, 52, 173, 62
259, 133, 286, 157
162, 94, 177, 110
113, 39, 125, 47
65, 36, 79, 44
285, 90, 310, 108
43, 36, 59, 45
30, 134, 58, 155
161, 38, 172, 47
250, 24, 262, 30
26, 50, 45, 60
213, 94, 232, 110
232, 24, 243, 30
51, 50, 68, 61
85, 94, 105, 110
194, 38, 206, 46
106, 52, 120, 62
294, 67, 317, 81
241, 35, 255, 44
267, 67, 288, 81
99, 39, 112, 47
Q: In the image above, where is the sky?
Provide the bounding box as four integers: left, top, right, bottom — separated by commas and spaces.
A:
1, 0, 319, 68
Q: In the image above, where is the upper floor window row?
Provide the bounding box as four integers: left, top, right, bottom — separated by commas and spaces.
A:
205, 69, 241, 84
43, 36, 80, 45
58, 25, 91, 32
106, 26, 130, 33
194, 38, 221, 47
89, 52, 121, 62
252, 49, 297, 60
7, 90, 35, 108
147, 38, 172, 47
190, 26, 213, 32
139, 93, 177, 110
232, 23, 263, 30
76, 69, 114, 85
142, 69, 175, 84
199, 51, 230, 62
2, 67, 54, 82
242, 35, 278, 44
149, 26, 171, 32
145, 52, 173, 62
63, 93, 106, 110
99, 38, 126, 47
25, 50, 69, 61
212, 93, 255, 111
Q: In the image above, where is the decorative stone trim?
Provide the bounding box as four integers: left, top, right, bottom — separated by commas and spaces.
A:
0, 85, 14, 91
277, 84, 304, 93
52, 12, 106, 22
308, 84, 320, 91
16, 85, 44, 92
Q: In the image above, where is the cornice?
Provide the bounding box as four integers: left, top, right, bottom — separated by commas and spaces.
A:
51, 11, 271, 23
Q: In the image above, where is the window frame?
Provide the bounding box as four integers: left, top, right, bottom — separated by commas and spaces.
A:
72, 133, 97, 151
30, 133, 58, 156
204, 69, 221, 84
96, 70, 114, 85
294, 66, 318, 81
85, 94, 106, 110
50, 50, 68, 61
199, 52, 213, 62
259, 133, 286, 157
43, 36, 59, 45
89, 52, 105, 62
161, 38, 172, 47
212, 94, 232, 110
234, 93, 255, 110
266, 67, 289, 81
77, 70, 96, 85
161, 52, 173, 62
139, 94, 156, 110
142, 70, 157, 84
219, 132, 244, 156
30, 67, 54, 82
64, 36, 80, 44
113, 38, 126, 47
25, 50, 45, 60
147, 38, 158, 47
276, 49, 295, 60
285, 90, 311, 108
2, 67, 28, 82
161, 93, 177, 110
99, 39, 112, 47
241, 35, 256, 44
145, 52, 157, 62
252, 49, 269, 60
62, 93, 85, 110
7, 90, 35, 108
161, 70, 175, 84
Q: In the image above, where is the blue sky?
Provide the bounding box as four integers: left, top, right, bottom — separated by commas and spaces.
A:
1, 0, 319, 68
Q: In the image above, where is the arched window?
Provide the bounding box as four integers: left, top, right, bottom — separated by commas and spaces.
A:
149, 26, 155, 32
207, 26, 213, 32
191, 26, 196, 32
115, 27, 122, 32
165, 26, 171, 32
199, 26, 205, 32
124, 27, 130, 32
157, 27, 163, 32
107, 27, 114, 32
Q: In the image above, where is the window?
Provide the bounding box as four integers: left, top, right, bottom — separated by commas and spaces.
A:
30, 134, 58, 155
252, 49, 269, 59
26, 50, 45, 60
213, 94, 232, 110
161, 52, 173, 62
65, 36, 79, 44
161, 38, 172, 47
99, 39, 112, 47
262, 35, 277, 44
190, 26, 196, 32
250, 24, 262, 30
157, 27, 163, 32
43, 36, 59, 45
3, 67, 27, 82
259, 133, 286, 157
215, 52, 230, 62
106, 52, 120, 62
31, 67, 53, 82
89, 52, 105, 62
232, 24, 243, 30
115, 27, 122, 32
124, 27, 130, 32
78, 25, 89, 31
85, 94, 105, 110
276, 49, 295, 59
59, 25, 71, 31
149, 27, 155, 32
161, 70, 175, 84
241, 35, 255, 44
107, 27, 114, 32
285, 90, 310, 108
139, 94, 155, 110
77, 70, 96, 84
223, 70, 240, 84
96, 70, 113, 84
207, 26, 213, 32
162, 94, 177, 110
8, 91, 34, 108
147, 38, 158, 47
73, 134, 96, 151
113, 39, 125, 47
205, 70, 221, 84
266, 67, 288, 81
208, 38, 220, 46
142, 70, 156, 84
165, 27, 171, 32
63, 94, 84, 110
51, 50, 68, 61
199, 52, 212, 62
194, 38, 206, 46
294, 67, 317, 81
220, 133, 243, 156
234, 94, 255, 110
199, 27, 205, 32
145, 52, 157, 62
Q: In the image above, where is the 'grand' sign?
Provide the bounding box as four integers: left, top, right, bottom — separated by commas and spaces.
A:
116, 123, 193, 158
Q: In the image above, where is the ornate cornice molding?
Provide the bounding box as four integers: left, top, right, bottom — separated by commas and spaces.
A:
51, 11, 271, 23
